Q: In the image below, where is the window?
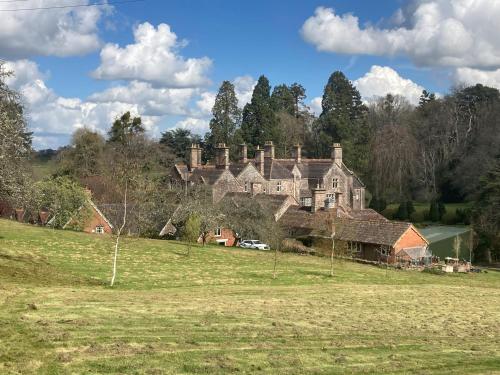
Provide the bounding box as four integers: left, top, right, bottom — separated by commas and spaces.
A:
348, 241, 362, 254
214, 227, 222, 237
326, 193, 336, 202
301, 197, 312, 207
355, 189, 360, 200
95, 225, 104, 234
277, 181, 282, 192
244, 181, 249, 192
379, 246, 390, 256
332, 178, 339, 189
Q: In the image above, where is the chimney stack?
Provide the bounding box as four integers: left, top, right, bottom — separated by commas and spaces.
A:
197, 145, 202, 166
332, 143, 342, 166
293, 144, 301, 163
188, 143, 198, 170
311, 184, 326, 213
215, 143, 230, 169
255, 145, 265, 175
264, 141, 275, 160
239, 143, 248, 163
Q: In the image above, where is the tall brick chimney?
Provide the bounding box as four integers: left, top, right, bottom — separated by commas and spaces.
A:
331, 143, 342, 166
255, 145, 264, 175
188, 143, 198, 170
215, 143, 230, 169
293, 144, 301, 163
239, 143, 248, 163
197, 145, 202, 166
311, 185, 326, 213
264, 141, 275, 160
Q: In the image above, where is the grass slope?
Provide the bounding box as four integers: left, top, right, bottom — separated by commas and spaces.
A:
1, 219, 499, 374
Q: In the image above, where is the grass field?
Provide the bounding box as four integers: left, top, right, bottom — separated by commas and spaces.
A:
1, 219, 499, 374
383, 202, 470, 224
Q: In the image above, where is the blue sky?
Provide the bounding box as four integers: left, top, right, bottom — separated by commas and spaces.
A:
2, 0, 499, 149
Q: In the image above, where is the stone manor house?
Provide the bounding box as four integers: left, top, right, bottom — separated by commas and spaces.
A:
173, 141, 365, 212
170, 141, 429, 264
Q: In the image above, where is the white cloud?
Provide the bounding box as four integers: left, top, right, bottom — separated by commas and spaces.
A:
195, 91, 216, 116
301, 2, 500, 69
233, 75, 256, 107
5, 60, 162, 148
0, 0, 109, 58
89, 81, 197, 117
353, 66, 425, 105
92, 22, 212, 88
454, 67, 500, 89
309, 97, 322, 116
174, 117, 209, 134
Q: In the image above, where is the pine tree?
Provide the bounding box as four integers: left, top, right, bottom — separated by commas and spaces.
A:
240, 75, 279, 151
207, 81, 241, 146
395, 202, 409, 220
317, 71, 369, 173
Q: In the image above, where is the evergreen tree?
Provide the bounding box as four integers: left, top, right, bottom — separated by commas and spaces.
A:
438, 201, 446, 220
395, 201, 409, 220
271, 84, 295, 115
428, 200, 440, 222
160, 128, 201, 160
317, 71, 369, 173
406, 200, 416, 216
290, 83, 306, 118
240, 75, 279, 151
207, 81, 241, 146
108, 111, 144, 144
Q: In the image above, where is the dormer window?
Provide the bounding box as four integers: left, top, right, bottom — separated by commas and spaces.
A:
277, 181, 282, 192
332, 178, 338, 189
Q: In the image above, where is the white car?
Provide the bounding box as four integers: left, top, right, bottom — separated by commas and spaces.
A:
239, 240, 270, 250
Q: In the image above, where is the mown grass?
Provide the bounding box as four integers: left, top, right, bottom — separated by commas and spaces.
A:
1, 219, 499, 374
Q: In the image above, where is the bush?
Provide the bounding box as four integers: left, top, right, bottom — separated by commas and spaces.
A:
442, 212, 459, 225
281, 239, 312, 254
406, 200, 416, 216
428, 200, 440, 222
456, 208, 472, 225
382, 207, 396, 220
409, 210, 425, 223
369, 196, 387, 213
394, 201, 409, 220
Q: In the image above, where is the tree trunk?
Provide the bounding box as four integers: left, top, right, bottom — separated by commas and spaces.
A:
110, 181, 128, 287
330, 237, 335, 277
273, 247, 278, 279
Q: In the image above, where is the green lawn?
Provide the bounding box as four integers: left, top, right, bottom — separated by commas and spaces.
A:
1, 219, 499, 374
383, 202, 470, 224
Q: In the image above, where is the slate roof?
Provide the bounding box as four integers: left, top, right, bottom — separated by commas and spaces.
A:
222, 192, 291, 216
262, 159, 295, 180
190, 167, 225, 184
399, 246, 431, 259
279, 206, 415, 247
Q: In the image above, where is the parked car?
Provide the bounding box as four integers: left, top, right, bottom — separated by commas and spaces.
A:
239, 240, 270, 250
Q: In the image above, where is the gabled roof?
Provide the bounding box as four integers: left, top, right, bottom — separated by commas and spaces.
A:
221, 192, 296, 220
62, 199, 114, 230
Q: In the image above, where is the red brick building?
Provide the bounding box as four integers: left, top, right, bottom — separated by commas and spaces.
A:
64, 200, 113, 234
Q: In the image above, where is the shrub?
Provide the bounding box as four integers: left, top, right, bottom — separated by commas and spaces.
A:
281, 239, 312, 254
442, 212, 459, 225
428, 200, 440, 222
409, 210, 425, 223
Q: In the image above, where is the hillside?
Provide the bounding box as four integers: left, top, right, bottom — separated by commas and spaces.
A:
0, 219, 499, 374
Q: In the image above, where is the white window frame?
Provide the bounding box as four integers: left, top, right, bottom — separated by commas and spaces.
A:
301, 197, 312, 207
95, 225, 105, 234
214, 227, 222, 237
277, 181, 282, 192
326, 193, 336, 202
379, 246, 390, 256
332, 178, 339, 189
348, 241, 362, 254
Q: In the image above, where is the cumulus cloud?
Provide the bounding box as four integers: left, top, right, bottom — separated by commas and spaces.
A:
353, 66, 425, 105
233, 75, 256, 107
301, 2, 500, 69
174, 117, 210, 133
5, 60, 165, 148
92, 22, 212, 87
454, 67, 500, 89
0, 0, 109, 58
309, 97, 322, 116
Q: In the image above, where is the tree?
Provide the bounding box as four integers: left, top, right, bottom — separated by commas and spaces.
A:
160, 128, 201, 160
0, 62, 32, 206
471, 159, 500, 263
317, 71, 369, 173
108, 111, 144, 144
240, 75, 279, 152
58, 128, 105, 177
182, 213, 201, 256
31, 176, 89, 229
395, 202, 409, 221
205, 81, 242, 161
